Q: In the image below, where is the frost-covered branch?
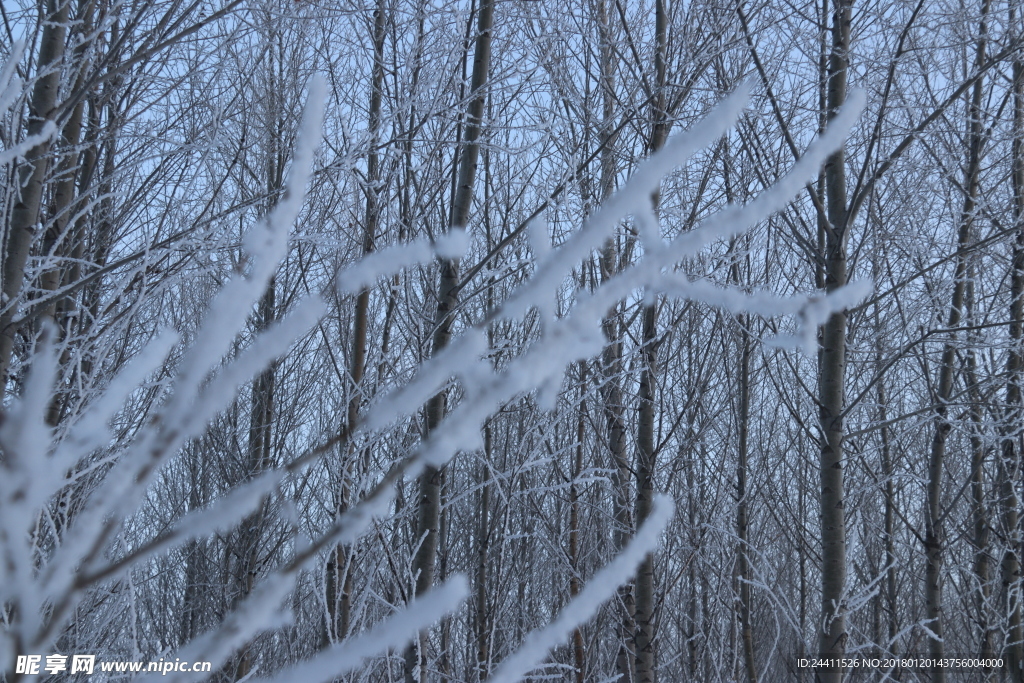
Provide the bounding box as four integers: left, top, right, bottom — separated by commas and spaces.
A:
0, 66, 868, 682
486, 496, 674, 683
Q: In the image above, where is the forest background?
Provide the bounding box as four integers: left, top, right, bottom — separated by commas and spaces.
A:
1, 0, 1022, 681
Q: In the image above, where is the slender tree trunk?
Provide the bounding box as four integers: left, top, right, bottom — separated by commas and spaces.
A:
734, 315, 756, 683
722, 137, 757, 683
38, 0, 94, 356
634, 302, 657, 683
405, 0, 492, 679
326, 0, 387, 646
474, 424, 491, 681
923, 7, 987, 679
633, 4, 669, 679
965, 271, 995, 671
798, 448, 808, 683
685, 453, 700, 681
234, 281, 276, 681
570, 384, 587, 683
590, 3, 635, 680
601, 253, 635, 683
437, 493, 452, 682
866, 240, 898, 664
472, 106, 500, 683
39, 80, 87, 424
1003, 8, 1024, 675
817, 2, 852, 679
1, 0, 72, 388
875, 350, 899, 659
232, 36, 286, 675
42, 0, 98, 544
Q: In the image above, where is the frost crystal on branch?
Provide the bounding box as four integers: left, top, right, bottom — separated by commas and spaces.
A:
1, 59, 865, 681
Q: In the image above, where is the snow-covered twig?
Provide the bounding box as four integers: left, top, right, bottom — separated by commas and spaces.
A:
0, 69, 868, 682
486, 496, 674, 683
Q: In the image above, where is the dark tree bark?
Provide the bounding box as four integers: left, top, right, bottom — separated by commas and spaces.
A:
326, 0, 387, 646
817, 2, 853, 678
634, 1, 669, 679
405, 0, 493, 679
923, 5, 988, 679
0, 0, 72, 388
1002, 4, 1024, 675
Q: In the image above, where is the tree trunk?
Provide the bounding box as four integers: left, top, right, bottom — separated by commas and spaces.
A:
735, 315, 756, 683
817, 2, 852, 679
1003, 7, 1024, 675
590, 2, 635, 680
965, 271, 995, 669
234, 281, 276, 681
474, 424, 491, 681
326, 0, 387, 646
405, 0, 493, 679
634, 302, 657, 683
570, 386, 586, 683
923, 6, 987, 679
875, 350, 900, 659
634, 3, 668, 679
1, 0, 72, 388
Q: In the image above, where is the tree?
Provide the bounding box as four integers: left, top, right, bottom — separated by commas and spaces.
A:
15, 1, 1024, 681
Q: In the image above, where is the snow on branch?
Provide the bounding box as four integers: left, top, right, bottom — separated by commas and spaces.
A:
0, 69, 867, 683
335, 230, 471, 295
0, 76, 329, 658
355, 86, 868, 470
486, 496, 674, 683
0, 42, 57, 169
251, 578, 468, 683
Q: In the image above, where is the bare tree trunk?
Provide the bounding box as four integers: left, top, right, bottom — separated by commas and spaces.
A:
923, 6, 987, 679
39, 0, 99, 549
38, 0, 94, 353
326, 0, 387, 646
570, 384, 587, 683
875, 350, 899, 659
180, 441, 209, 647
965, 270, 995, 671
474, 424, 491, 681
600, 252, 635, 683
634, 302, 657, 683
590, 2, 635, 680
231, 35, 288, 675
39, 94, 85, 428
1003, 8, 1024, 676
234, 281, 276, 681
405, 0, 493, 679
735, 315, 756, 683
798, 448, 809, 683
817, 2, 852, 679
471, 109, 501, 683
0, 0, 72, 388
721, 136, 757, 683
685, 453, 700, 681
634, 3, 669, 679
